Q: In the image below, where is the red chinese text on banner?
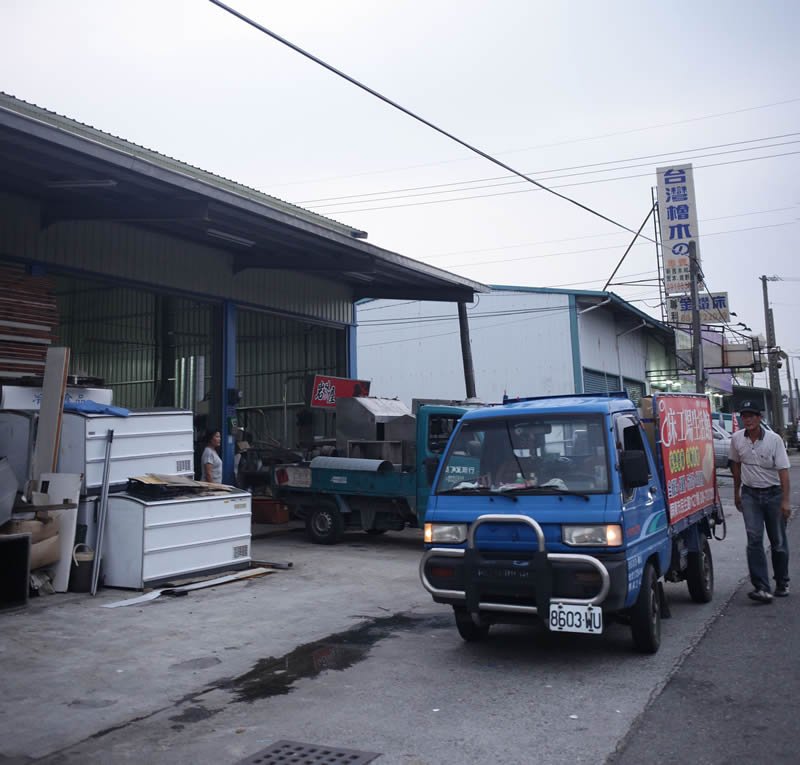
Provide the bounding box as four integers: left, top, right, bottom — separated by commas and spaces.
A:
657, 394, 716, 526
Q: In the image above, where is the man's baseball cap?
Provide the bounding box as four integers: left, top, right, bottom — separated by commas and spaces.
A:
738, 399, 763, 414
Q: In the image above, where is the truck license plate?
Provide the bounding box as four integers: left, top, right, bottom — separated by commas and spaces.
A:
548, 603, 603, 634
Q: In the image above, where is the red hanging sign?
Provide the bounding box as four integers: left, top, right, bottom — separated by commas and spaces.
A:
310, 375, 371, 408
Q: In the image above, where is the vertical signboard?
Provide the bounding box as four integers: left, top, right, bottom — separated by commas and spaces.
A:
656, 394, 716, 525
656, 164, 701, 295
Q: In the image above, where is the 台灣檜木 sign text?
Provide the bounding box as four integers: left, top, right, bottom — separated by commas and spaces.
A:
657, 163, 702, 296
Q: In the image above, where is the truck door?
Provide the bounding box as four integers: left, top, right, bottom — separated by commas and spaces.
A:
614, 413, 668, 602
415, 406, 467, 524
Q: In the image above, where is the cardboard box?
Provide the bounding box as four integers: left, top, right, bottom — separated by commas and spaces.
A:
638, 396, 657, 455
252, 498, 290, 524
30, 534, 61, 570
0, 514, 60, 544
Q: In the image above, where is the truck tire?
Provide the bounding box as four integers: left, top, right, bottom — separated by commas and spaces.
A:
454, 607, 490, 642
630, 563, 661, 654
686, 539, 714, 603
306, 505, 344, 545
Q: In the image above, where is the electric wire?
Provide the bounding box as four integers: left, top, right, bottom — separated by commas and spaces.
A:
268, 97, 800, 189
448, 220, 798, 270
209, 0, 792, 359
312, 149, 800, 215
425, 205, 798, 261
209, 0, 657, 242
359, 303, 570, 326
301, 133, 800, 206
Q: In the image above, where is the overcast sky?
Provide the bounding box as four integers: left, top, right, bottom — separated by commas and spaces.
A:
2, 1, 799, 387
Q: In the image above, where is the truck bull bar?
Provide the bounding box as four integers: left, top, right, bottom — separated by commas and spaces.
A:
420, 514, 611, 614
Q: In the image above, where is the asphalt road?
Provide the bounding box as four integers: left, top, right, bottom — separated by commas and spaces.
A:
1, 460, 798, 765
610, 481, 800, 764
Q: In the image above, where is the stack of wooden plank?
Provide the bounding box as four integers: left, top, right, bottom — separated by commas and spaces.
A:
0, 264, 58, 380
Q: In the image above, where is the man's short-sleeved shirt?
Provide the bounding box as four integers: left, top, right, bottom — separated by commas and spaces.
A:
729, 425, 790, 488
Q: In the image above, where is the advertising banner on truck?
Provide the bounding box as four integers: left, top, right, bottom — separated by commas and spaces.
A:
310, 375, 371, 408
656, 394, 716, 525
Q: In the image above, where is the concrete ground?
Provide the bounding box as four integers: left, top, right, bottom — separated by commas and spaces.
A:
611, 514, 800, 764
1, 455, 798, 764
0, 521, 435, 763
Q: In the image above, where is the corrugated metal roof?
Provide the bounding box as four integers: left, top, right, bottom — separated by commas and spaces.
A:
489, 284, 672, 336
0, 92, 486, 302
0, 91, 365, 239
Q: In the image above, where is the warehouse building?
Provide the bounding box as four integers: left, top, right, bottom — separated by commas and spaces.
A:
357, 286, 676, 405
0, 93, 484, 481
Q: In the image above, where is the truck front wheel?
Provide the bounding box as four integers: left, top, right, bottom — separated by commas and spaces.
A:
453, 607, 490, 642
630, 563, 661, 654
686, 539, 714, 603
306, 505, 344, 545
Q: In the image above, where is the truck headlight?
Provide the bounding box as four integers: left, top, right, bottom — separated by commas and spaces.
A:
562, 524, 622, 547
424, 523, 468, 544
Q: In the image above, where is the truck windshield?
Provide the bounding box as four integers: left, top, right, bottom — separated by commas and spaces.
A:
435, 414, 610, 495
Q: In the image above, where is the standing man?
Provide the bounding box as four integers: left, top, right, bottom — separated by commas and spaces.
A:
729, 400, 791, 603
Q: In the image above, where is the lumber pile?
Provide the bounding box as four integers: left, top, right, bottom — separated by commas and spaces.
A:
0, 264, 58, 380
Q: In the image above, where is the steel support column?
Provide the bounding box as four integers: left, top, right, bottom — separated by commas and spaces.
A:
221, 300, 237, 484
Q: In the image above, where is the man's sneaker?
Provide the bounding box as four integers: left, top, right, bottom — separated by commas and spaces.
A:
748, 589, 774, 603
775, 584, 790, 597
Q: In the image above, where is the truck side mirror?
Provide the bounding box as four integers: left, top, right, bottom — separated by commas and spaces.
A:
424, 456, 440, 485
620, 450, 649, 490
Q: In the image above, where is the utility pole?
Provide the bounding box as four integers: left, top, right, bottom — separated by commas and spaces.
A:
689, 241, 704, 394
457, 303, 477, 400
761, 275, 784, 433
784, 353, 795, 430
795, 376, 800, 428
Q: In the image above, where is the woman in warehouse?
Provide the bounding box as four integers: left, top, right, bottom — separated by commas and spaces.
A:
201, 430, 223, 484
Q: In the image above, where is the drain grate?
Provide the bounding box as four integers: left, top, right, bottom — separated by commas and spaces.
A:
236, 739, 380, 765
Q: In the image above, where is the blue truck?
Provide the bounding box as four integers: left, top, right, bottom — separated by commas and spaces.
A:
420, 392, 723, 653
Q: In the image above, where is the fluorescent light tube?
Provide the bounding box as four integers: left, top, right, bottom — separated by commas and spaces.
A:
206, 228, 256, 247
46, 179, 118, 189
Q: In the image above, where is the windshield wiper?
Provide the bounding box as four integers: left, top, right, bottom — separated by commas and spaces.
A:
438, 486, 485, 495
438, 487, 518, 502
503, 485, 591, 502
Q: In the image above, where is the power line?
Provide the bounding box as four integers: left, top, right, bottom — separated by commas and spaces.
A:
301, 132, 800, 205
426, 205, 798, 260
359, 303, 570, 327
209, 0, 655, 241
447, 220, 798, 270
311, 149, 800, 215
311, 137, 800, 209
267, 97, 800, 189
359, 288, 664, 329
359, 306, 576, 347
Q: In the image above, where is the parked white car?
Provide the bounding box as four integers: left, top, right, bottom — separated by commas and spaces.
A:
712, 423, 732, 470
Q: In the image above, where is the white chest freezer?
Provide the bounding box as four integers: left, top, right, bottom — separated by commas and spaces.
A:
59, 408, 194, 494
101, 490, 252, 589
